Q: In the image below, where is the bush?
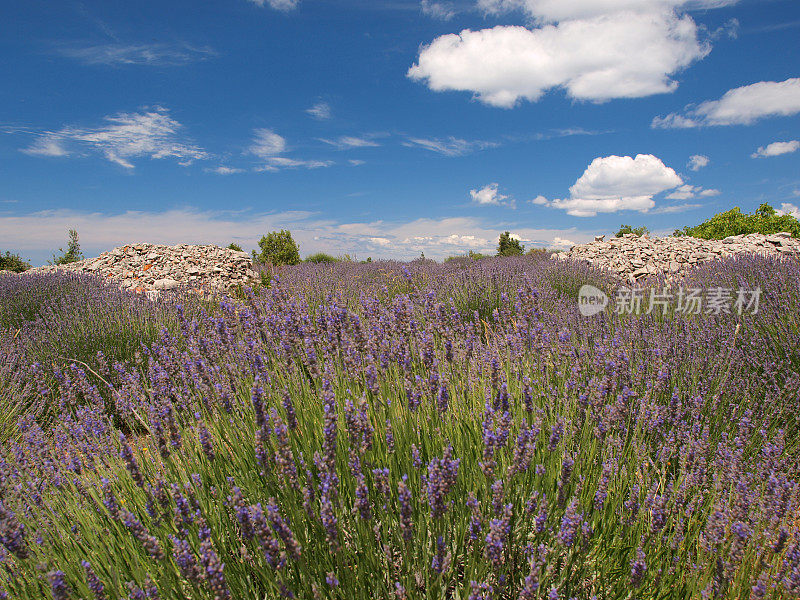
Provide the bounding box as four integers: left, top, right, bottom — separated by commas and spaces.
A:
227, 243, 244, 252
305, 252, 339, 263
615, 224, 650, 237
0, 251, 30, 273
254, 230, 300, 266
50, 229, 84, 265
674, 203, 800, 239
497, 231, 524, 256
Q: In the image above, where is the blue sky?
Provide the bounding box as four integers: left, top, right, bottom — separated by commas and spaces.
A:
1, 0, 799, 264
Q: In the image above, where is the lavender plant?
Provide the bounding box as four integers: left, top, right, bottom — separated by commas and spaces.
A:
0, 254, 799, 599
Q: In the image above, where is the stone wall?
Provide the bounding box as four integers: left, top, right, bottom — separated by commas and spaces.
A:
551, 232, 800, 281
27, 243, 258, 296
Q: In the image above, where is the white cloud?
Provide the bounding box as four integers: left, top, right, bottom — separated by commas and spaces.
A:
348, 159, 366, 166
687, 154, 709, 171
319, 136, 381, 150
306, 102, 332, 120
403, 136, 499, 156
470, 183, 514, 207
652, 202, 702, 213
408, 9, 710, 107
531, 195, 548, 205
665, 184, 698, 200
248, 0, 299, 11
653, 78, 800, 127
751, 140, 800, 158
20, 107, 208, 168
249, 128, 287, 157
247, 128, 333, 170
255, 157, 333, 171
0, 208, 594, 264
56, 43, 216, 66
549, 236, 575, 249
421, 0, 457, 20
777, 203, 800, 219
205, 166, 245, 175
541, 154, 682, 216
665, 184, 719, 199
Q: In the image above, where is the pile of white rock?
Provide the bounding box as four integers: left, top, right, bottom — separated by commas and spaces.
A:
551, 232, 800, 281
27, 243, 258, 296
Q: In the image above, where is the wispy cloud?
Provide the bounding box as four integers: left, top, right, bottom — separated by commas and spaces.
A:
421, 0, 457, 20
248, 128, 333, 171
318, 135, 381, 150
305, 102, 332, 120
653, 78, 800, 128
687, 154, 709, 171
20, 107, 208, 168
751, 140, 800, 158
55, 42, 216, 66
403, 136, 498, 156
652, 203, 703, 214
205, 166, 245, 175
247, 0, 300, 11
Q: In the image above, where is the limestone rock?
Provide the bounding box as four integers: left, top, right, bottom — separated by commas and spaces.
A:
551, 233, 799, 281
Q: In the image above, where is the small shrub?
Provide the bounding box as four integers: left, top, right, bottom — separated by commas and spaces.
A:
227, 243, 244, 252
255, 230, 300, 266
0, 251, 31, 273
497, 231, 524, 256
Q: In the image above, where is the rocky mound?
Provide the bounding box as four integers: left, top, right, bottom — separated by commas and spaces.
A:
28, 243, 258, 296
552, 232, 800, 281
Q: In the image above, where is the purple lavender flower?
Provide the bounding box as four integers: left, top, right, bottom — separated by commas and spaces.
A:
398, 475, 414, 543
119, 433, 145, 488
0, 502, 28, 559
48, 570, 72, 600
197, 417, 216, 461
630, 548, 646, 588
199, 535, 232, 600
424, 446, 460, 519
81, 561, 106, 600
559, 499, 582, 548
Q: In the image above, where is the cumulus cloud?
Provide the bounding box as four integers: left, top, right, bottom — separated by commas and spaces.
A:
664, 184, 719, 199
470, 183, 514, 207
777, 203, 800, 219
421, 0, 457, 20
688, 154, 709, 171
699, 188, 720, 196
538, 154, 682, 216
653, 78, 800, 128
408, 7, 711, 107
403, 136, 498, 156
306, 102, 332, 120
248, 0, 299, 11
0, 208, 593, 265
56, 43, 216, 66
751, 140, 800, 158
20, 107, 208, 168
319, 136, 381, 150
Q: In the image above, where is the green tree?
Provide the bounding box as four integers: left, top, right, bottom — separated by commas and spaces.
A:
227, 243, 244, 252
255, 230, 300, 266
50, 229, 84, 265
497, 231, 524, 256
0, 251, 31, 272
615, 224, 650, 237
674, 203, 800, 239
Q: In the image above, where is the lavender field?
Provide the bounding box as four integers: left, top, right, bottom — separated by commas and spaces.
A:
1, 254, 799, 599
